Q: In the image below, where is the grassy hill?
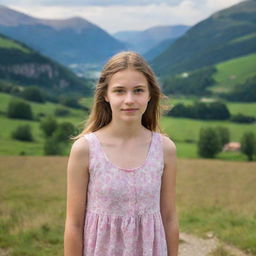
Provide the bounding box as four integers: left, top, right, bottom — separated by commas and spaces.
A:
152, 0, 256, 76
160, 52, 256, 100
208, 53, 256, 93
1, 92, 256, 161
0, 33, 92, 98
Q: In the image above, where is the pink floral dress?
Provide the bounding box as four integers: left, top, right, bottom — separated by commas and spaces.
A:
83, 131, 167, 256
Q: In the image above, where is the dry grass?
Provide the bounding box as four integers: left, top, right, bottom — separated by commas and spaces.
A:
0, 156, 255, 255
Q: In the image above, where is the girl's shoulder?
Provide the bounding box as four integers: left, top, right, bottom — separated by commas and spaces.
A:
160, 133, 176, 157
70, 135, 90, 158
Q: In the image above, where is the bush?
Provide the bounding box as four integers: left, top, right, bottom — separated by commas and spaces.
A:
44, 137, 63, 155
21, 86, 45, 103
11, 124, 33, 141
197, 127, 222, 158
216, 126, 230, 147
53, 122, 76, 143
7, 99, 33, 120
40, 115, 58, 137
59, 95, 82, 109
230, 113, 256, 123
54, 107, 70, 117
166, 100, 230, 120
240, 132, 256, 161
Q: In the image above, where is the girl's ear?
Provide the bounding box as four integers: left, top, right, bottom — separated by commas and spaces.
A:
104, 95, 109, 102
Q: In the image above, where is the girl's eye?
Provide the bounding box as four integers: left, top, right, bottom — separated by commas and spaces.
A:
135, 88, 144, 93
114, 89, 124, 93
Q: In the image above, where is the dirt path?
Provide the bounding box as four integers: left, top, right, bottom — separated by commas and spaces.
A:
179, 232, 251, 256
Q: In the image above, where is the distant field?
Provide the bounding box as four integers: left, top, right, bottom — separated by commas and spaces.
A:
0, 156, 255, 255
210, 53, 256, 93
0, 92, 256, 160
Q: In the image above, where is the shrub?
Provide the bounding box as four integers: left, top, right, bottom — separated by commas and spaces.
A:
240, 132, 256, 161
7, 99, 33, 120
11, 124, 33, 141
59, 95, 82, 109
216, 126, 230, 147
54, 107, 70, 117
53, 122, 75, 143
21, 86, 45, 103
230, 113, 256, 123
40, 115, 58, 137
44, 137, 63, 155
198, 127, 222, 158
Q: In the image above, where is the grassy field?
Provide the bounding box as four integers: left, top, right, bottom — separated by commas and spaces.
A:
0, 156, 255, 255
210, 53, 256, 93
0, 92, 256, 160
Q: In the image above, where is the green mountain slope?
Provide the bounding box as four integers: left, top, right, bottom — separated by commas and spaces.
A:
0, 33, 92, 97
209, 53, 256, 93
152, 0, 256, 76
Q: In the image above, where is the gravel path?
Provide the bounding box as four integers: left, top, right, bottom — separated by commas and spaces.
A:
179, 232, 218, 256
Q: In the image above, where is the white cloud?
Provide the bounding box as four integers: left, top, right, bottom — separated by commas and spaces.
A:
6, 0, 245, 33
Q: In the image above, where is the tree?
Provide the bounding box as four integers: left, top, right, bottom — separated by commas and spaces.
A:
198, 127, 222, 158
7, 99, 33, 120
216, 126, 230, 147
44, 137, 63, 155
53, 122, 75, 143
21, 86, 45, 103
11, 124, 33, 141
40, 115, 58, 137
240, 132, 255, 161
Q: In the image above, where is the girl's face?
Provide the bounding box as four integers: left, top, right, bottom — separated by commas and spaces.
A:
104, 69, 151, 123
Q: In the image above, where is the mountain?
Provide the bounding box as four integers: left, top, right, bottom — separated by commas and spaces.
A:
143, 38, 177, 61
0, 33, 92, 97
113, 25, 190, 54
0, 5, 126, 66
151, 0, 256, 77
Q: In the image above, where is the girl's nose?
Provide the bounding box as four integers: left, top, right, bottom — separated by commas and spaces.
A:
124, 92, 134, 103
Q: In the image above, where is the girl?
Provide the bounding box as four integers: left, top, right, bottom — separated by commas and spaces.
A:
64, 51, 179, 256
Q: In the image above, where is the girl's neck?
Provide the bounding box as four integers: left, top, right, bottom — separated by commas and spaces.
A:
101, 120, 148, 139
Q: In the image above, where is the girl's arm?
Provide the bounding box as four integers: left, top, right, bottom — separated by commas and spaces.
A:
160, 135, 179, 256
64, 137, 90, 256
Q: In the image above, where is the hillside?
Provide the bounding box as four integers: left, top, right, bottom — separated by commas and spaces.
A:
152, 0, 256, 76
209, 53, 256, 94
0, 5, 126, 66
0, 33, 92, 97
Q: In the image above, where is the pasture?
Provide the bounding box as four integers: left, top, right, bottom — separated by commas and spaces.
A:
0, 92, 256, 161
0, 156, 255, 255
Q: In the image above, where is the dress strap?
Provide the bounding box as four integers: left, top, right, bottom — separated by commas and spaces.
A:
83, 133, 103, 172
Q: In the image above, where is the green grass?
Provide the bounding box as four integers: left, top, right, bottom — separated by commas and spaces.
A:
0, 156, 255, 255
177, 158, 256, 255
0, 37, 31, 53
210, 53, 256, 93
1, 92, 256, 160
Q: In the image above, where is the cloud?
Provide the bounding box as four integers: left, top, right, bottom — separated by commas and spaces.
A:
6, 0, 245, 33
2, 0, 182, 7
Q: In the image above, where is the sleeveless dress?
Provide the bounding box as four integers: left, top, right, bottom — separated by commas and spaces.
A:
83, 131, 168, 256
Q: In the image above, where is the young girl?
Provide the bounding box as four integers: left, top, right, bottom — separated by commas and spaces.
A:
64, 51, 179, 256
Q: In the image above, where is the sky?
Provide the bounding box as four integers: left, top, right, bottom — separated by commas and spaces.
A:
1, 0, 245, 34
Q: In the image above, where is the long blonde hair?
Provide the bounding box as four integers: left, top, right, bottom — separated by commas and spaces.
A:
71, 51, 169, 141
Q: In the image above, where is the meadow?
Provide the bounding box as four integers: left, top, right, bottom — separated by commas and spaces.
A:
0, 92, 256, 161
0, 156, 255, 255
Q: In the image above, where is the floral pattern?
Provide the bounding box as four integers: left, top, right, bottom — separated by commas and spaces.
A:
83, 131, 167, 256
